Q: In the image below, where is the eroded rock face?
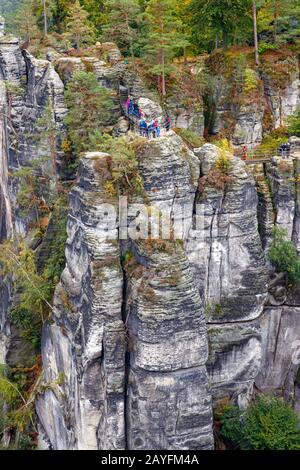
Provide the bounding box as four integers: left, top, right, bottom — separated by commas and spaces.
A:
37, 153, 126, 450
37, 135, 214, 450
263, 58, 300, 129
0, 35, 67, 367
0, 80, 12, 241
186, 144, 268, 407
208, 53, 300, 148
2, 36, 300, 450
232, 104, 264, 148
0, 16, 4, 38
255, 301, 300, 415
187, 144, 268, 323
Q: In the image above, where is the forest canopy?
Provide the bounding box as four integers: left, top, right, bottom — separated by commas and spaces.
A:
2, 0, 300, 54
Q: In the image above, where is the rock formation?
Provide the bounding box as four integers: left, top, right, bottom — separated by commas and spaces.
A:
0, 33, 67, 367
1, 29, 300, 450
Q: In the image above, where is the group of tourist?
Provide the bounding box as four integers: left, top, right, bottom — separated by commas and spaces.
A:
278, 141, 291, 158
124, 96, 171, 139
241, 142, 292, 160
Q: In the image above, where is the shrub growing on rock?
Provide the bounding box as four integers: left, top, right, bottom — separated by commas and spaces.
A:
288, 108, 300, 137
268, 227, 300, 285
64, 71, 114, 154
220, 395, 300, 450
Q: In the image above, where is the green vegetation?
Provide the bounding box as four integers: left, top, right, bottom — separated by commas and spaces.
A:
65, 0, 95, 49
102, 0, 141, 68
288, 108, 300, 137
0, 362, 40, 449
64, 70, 115, 155
0, 196, 67, 350
4, 1, 300, 99
268, 227, 300, 285
142, 0, 189, 96
92, 134, 143, 197
220, 395, 300, 450
253, 127, 289, 157
174, 128, 205, 148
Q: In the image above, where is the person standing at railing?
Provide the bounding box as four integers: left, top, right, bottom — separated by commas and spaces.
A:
278, 142, 291, 159
132, 100, 139, 117
139, 118, 147, 137
125, 96, 132, 115
128, 98, 134, 115
242, 145, 247, 160
148, 119, 154, 139
163, 114, 171, 132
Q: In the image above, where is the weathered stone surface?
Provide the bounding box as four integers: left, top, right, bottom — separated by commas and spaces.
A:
37, 153, 126, 450
207, 322, 261, 408
256, 306, 300, 411
37, 135, 214, 450
187, 144, 268, 323
266, 156, 295, 239
0, 80, 12, 241
232, 103, 264, 148
2, 36, 300, 450
0, 16, 4, 38
248, 163, 275, 251
185, 144, 269, 406
0, 35, 67, 370
263, 59, 300, 129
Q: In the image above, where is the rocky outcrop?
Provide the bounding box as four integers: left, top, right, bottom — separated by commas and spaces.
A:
37, 152, 126, 450
0, 33, 67, 368
0, 80, 12, 241
256, 305, 300, 403
266, 156, 295, 239
37, 134, 214, 450
186, 144, 268, 407
248, 163, 274, 251
2, 32, 300, 450
262, 56, 300, 129
207, 51, 300, 148
0, 16, 4, 38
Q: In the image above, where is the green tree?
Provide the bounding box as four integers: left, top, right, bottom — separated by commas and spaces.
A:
143, 0, 189, 96
268, 227, 300, 285
65, 0, 95, 49
258, 0, 300, 43
80, 0, 107, 33
34, 101, 60, 192
189, 0, 253, 51
288, 108, 300, 136
10, 0, 39, 43
51, 0, 106, 35
221, 395, 300, 450
103, 0, 141, 69
64, 70, 114, 154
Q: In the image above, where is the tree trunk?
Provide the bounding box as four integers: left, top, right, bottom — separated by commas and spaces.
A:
126, 14, 135, 72
43, 0, 48, 37
161, 50, 166, 96
253, 1, 260, 66
273, 0, 278, 42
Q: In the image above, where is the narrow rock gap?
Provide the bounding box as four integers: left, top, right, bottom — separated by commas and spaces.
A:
120, 241, 130, 450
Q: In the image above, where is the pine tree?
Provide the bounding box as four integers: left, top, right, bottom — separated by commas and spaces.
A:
143, 0, 188, 96
103, 0, 141, 70
189, 0, 252, 50
64, 71, 114, 154
10, 0, 39, 43
65, 0, 95, 50
253, 1, 260, 65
